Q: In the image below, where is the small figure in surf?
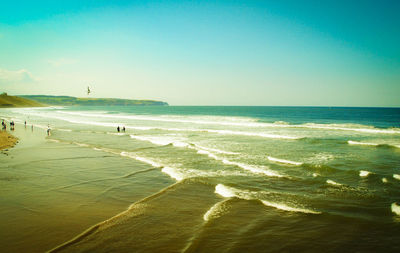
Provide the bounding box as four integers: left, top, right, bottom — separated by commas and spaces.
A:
117, 126, 120, 133
122, 126, 125, 132
47, 124, 51, 136
1, 120, 6, 130
31, 125, 34, 132
24, 121, 27, 128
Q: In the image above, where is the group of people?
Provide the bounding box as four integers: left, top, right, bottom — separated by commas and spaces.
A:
117, 126, 126, 133
2, 119, 35, 132
2, 120, 16, 130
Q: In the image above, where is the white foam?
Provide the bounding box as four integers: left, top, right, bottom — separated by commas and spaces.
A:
312, 173, 319, 177
130, 135, 187, 147
393, 174, 400, 181
194, 144, 238, 155
326, 179, 342, 186
359, 170, 371, 177
215, 184, 243, 198
120, 152, 162, 168
161, 167, 185, 181
348, 140, 378, 146
55, 110, 400, 134
108, 132, 126, 136
203, 200, 230, 221
382, 178, 388, 183
131, 139, 285, 178
392, 203, 400, 216
302, 123, 400, 134
215, 184, 320, 214
172, 141, 189, 148
260, 200, 321, 214
57, 111, 268, 128
222, 159, 283, 177
349, 140, 400, 149
267, 156, 303, 166
206, 129, 299, 140
196, 149, 219, 160
21, 111, 301, 140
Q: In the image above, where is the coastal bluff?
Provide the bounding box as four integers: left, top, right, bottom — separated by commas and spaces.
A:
20, 95, 169, 106
0, 93, 44, 107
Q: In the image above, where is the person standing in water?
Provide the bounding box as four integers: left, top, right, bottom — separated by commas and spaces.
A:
117, 126, 120, 132
122, 126, 125, 132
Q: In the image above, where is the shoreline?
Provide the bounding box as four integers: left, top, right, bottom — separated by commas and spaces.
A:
0, 120, 175, 253
0, 130, 18, 150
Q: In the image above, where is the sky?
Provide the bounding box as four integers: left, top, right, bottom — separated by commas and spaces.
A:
0, 0, 399, 106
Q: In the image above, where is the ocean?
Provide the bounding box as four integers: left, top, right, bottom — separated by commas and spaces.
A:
1, 106, 400, 252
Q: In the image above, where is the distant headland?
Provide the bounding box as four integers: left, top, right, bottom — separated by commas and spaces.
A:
0, 94, 168, 107
0, 93, 45, 107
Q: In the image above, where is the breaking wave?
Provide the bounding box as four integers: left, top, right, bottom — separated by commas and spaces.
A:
326, 179, 342, 186
215, 184, 320, 214
55, 111, 400, 134
348, 140, 400, 148
203, 200, 231, 222
267, 156, 303, 166
392, 203, 400, 216
359, 170, 372, 177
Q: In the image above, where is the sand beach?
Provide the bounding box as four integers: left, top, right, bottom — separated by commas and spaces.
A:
0, 120, 174, 252
0, 130, 18, 150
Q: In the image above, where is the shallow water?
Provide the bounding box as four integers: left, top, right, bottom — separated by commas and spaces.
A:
1, 106, 400, 252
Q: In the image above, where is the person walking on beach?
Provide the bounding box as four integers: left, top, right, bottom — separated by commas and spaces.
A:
47, 125, 51, 136
122, 126, 125, 132
24, 121, 27, 128
117, 126, 120, 133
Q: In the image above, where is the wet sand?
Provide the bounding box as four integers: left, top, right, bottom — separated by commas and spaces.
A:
0, 130, 18, 150
0, 123, 173, 252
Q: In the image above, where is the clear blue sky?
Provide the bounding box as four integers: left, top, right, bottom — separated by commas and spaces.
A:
0, 0, 399, 106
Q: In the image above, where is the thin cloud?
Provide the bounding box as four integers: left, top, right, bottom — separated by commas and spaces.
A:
0, 68, 38, 85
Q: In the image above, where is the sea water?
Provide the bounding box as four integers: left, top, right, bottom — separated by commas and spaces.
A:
1, 106, 400, 252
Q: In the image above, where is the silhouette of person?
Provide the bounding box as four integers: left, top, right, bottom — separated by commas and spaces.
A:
117, 126, 120, 132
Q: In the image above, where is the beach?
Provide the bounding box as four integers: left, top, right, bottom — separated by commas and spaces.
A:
1, 106, 400, 252
0, 119, 174, 252
0, 129, 18, 150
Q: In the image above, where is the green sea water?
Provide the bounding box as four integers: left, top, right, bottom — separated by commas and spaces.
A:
1, 106, 400, 252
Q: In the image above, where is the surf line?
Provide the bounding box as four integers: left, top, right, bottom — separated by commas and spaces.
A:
47, 180, 186, 253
